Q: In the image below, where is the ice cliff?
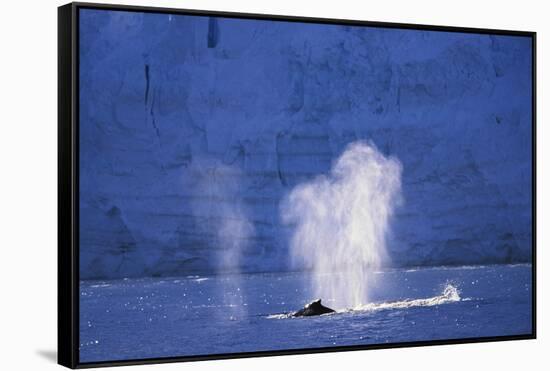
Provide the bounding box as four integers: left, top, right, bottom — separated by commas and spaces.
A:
79, 10, 533, 279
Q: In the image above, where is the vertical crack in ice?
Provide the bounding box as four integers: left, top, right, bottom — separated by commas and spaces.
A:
275, 132, 288, 187
150, 88, 160, 142
144, 63, 150, 104
143, 63, 160, 142
207, 17, 219, 48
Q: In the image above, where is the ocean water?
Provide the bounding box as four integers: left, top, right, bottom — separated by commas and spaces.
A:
79, 264, 532, 363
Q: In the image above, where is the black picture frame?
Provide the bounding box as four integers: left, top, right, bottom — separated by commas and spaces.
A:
58, 2, 537, 368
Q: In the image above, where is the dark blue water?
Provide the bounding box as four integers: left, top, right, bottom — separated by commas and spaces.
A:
79, 264, 532, 363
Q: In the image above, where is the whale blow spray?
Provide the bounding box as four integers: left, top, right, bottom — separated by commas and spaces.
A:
282, 141, 402, 309
192, 162, 254, 319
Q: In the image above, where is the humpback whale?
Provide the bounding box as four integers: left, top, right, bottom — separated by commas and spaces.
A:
292, 299, 335, 317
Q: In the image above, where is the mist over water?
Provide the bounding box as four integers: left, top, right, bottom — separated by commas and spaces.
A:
193, 162, 254, 319
282, 141, 403, 309
216, 198, 254, 319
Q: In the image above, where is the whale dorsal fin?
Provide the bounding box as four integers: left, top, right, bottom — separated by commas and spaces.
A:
305, 299, 321, 308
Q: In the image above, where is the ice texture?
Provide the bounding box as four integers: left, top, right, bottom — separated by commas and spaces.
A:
79, 10, 532, 279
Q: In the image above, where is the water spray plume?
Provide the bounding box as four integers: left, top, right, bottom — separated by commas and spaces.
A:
282, 141, 403, 309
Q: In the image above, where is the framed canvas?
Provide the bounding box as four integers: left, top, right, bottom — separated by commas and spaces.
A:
58, 2, 536, 368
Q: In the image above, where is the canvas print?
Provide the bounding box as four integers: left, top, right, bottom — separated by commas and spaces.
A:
78, 8, 533, 363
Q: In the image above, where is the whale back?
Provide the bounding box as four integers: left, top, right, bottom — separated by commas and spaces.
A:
293, 299, 335, 317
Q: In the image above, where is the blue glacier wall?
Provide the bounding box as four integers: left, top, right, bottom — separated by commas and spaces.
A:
79, 9, 532, 279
